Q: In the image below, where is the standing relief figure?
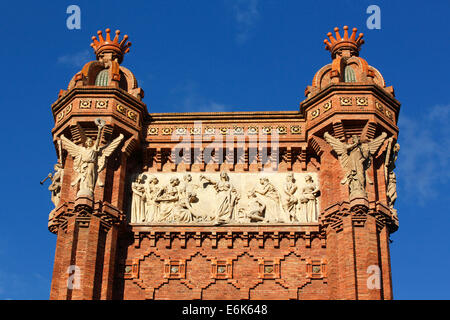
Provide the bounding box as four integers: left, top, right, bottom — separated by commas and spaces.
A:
200, 172, 240, 224
61, 119, 124, 198
324, 132, 387, 199
48, 163, 64, 207
282, 173, 298, 222
42, 139, 64, 208
131, 174, 146, 223
143, 175, 160, 223
299, 175, 320, 222
384, 138, 400, 216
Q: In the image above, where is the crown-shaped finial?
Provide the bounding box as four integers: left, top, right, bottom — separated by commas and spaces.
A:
90, 28, 131, 63
324, 26, 364, 58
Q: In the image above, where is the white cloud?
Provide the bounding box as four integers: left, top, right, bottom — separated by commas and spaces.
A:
397, 104, 450, 204
230, 0, 260, 44
57, 50, 91, 68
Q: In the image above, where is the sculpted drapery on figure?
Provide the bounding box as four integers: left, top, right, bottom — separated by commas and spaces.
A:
200, 172, 240, 224
42, 139, 64, 208
143, 175, 160, 222
131, 174, 146, 223
324, 131, 387, 199
385, 138, 400, 215
299, 175, 320, 222
47, 163, 64, 208
178, 174, 210, 222
252, 177, 287, 223
243, 191, 266, 222
155, 177, 183, 222
61, 118, 124, 198
282, 173, 298, 221
129, 172, 320, 224
130, 173, 161, 223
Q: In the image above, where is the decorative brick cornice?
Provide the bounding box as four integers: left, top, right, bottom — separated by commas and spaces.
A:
48, 199, 124, 234
320, 199, 398, 233
146, 110, 303, 123
129, 224, 324, 249
51, 87, 146, 116
300, 84, 401, 114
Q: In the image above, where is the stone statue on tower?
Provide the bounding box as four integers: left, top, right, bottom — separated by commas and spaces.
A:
324, 132, 387, 199
61, 118, 124, 198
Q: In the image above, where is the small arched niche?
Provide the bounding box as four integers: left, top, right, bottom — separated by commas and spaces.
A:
95, 69, 110, 86
344, 65, 356, 83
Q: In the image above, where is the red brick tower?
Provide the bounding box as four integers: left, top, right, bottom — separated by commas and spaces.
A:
47, 26, 400, 300
48, 29, 146, 299
302, 26, 400, 299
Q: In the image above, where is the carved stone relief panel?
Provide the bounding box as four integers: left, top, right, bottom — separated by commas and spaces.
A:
129, 172, 320, 224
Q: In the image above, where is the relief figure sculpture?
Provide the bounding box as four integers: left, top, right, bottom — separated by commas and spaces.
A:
298, 175, 320, 222
179, 174, 210, 222
244, 191, 266, 222
282, 173, 298, 222
42, 139, 64, 209
155, 177, 183, 222
324, 132, 387, 199
47, 163, 64, 207
200, 172, 240, 224
61, 118, 124, 198
143, 175, 160, 222
252, 177, 287, 223
128, 172, 321, 225
385, 138, 400, 215
131, 174, 146, 223
171, 174, 198, 223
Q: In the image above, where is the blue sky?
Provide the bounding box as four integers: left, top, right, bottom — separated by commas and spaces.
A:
0, 0, 448, 300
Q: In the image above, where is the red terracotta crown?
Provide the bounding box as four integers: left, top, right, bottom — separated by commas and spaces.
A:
90, 28, 131, 63
324, 26, 364, 57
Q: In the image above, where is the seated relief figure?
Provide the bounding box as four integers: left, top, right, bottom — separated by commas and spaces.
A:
251, 177, 289, 223
238, 190, 266, 222
177, 174, 210, 222
154, 177, 189, 223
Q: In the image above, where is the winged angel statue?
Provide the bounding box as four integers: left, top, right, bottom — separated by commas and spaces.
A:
324, 132, 387, 199
61, 119, 124, 198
